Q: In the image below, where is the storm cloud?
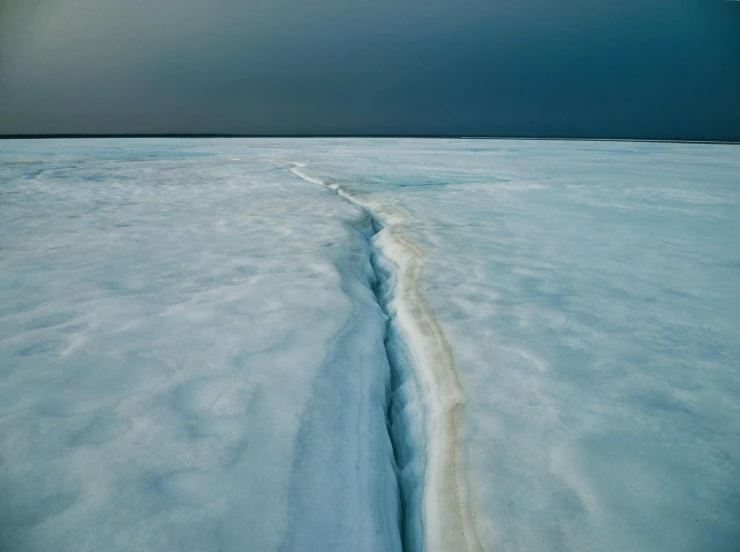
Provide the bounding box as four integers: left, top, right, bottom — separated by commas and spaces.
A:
1, 0, 739, 139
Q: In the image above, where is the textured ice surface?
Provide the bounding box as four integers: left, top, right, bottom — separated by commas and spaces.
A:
1, 138, 739, 552
0, 140, 400, 552
289, 139, 740, 552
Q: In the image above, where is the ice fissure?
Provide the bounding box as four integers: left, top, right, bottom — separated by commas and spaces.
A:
287, 163, 481, 552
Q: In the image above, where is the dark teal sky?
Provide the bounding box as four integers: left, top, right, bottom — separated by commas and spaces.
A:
1, 0, 738, 139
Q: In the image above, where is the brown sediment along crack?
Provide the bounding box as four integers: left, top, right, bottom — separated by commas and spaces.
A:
288, 162, 481, 552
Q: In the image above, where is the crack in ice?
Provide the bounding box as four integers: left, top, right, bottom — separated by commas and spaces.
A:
287, 162, 482, 552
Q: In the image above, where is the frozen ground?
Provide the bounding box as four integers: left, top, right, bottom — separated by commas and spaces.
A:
0, 140, 401, 552
1, 139, 739, 552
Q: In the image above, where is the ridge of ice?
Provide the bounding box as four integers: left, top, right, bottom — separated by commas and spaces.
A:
288, 162, 482, 552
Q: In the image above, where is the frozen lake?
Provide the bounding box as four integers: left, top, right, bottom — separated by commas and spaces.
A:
1, 139, 738, 551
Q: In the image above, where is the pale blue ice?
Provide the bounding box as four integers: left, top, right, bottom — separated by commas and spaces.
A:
1, 139, 738, 551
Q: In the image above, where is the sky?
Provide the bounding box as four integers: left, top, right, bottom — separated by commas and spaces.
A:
1, 0, 739, 139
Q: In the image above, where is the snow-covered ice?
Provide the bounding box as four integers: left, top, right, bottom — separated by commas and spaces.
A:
1, 138, 739, 552
0, 140, 400, 552
291, 139, 740, 552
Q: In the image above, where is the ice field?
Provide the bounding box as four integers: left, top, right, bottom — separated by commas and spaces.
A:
1, 139, 739, 551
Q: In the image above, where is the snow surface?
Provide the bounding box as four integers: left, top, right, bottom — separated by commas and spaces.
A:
290, 139, 740, 552
0, 140, 400, 552
1, 138, 739, 552
290, 161, 480, 552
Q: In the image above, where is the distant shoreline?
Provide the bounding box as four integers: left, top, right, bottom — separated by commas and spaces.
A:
1, 134, 738, 145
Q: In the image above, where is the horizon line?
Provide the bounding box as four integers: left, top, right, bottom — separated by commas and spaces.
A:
1, 134, 739, 145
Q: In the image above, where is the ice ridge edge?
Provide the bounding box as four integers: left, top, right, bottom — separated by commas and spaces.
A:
288, 162, 482, 552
